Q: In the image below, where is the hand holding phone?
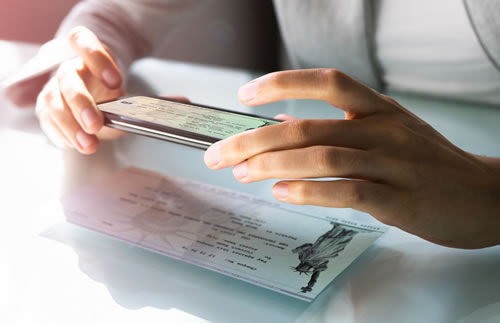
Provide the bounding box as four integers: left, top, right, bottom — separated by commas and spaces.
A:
98, 96, 280, 149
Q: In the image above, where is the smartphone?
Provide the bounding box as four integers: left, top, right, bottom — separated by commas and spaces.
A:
97, 96, 280, 149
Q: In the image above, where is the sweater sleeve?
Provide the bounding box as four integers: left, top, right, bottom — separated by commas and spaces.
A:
55, 0, 206, 75
1, 0, 205, 106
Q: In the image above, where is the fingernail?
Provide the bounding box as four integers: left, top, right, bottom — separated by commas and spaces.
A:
233, 161, 248, 181
102, 68, 121, 88
82, 108, 100, 131
204, 144, 221, 167
238, 81, 258, 103
273, 182, 289, 199
76, 130, 94, 149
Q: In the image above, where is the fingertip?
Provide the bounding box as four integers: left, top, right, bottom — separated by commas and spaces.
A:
78, 139, 99, 155
204, 144, 221, 169
232, 161, 249, 183
76, 130, 99, 153
102, 68, 122, 89
80, 144, 99, 155
238, 81, 258, 104
272, 182, 289, 201
81, 107, 104, 134
68, 26, 122, 90
68, 26, 91, 50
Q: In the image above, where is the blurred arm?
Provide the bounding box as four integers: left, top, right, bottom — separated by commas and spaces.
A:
3, 0, 205, 106
55, 0, 206, 76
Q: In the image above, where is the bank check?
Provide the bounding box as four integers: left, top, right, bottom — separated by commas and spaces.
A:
62, 167, 386, 301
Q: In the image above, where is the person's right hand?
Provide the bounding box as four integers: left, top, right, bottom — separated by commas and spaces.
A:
36, 26, 125, 154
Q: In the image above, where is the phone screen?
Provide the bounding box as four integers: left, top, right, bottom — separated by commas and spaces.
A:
99, 96, 279, 140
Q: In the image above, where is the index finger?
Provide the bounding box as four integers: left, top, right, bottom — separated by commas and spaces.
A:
204, 118, 375, 169
56, 58, 104, 134
68, 26, 122, 89
238, 69, 388, 119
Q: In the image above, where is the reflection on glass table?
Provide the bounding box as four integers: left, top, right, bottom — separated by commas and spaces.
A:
1, 41, 500, 323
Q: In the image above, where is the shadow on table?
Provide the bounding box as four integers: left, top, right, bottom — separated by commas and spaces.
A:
297, 239, 500, 323
41, 221, 310, 323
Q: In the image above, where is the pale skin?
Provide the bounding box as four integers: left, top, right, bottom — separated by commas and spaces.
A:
37, 27, 500, 249
36, 26, 124, 154
204, 69, 500, 249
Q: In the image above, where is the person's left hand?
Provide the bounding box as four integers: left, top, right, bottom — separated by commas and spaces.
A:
203, 68, 500, 249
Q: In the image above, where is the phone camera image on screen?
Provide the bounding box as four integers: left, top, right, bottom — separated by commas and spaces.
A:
98, 96, 280, 149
